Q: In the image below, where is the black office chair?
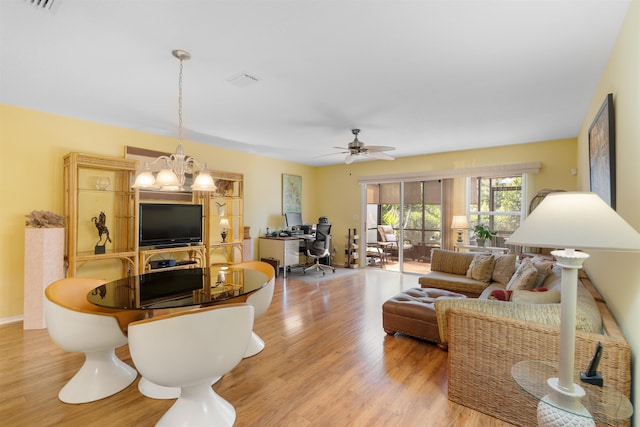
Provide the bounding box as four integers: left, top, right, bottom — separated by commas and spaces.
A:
304, 223, 335, 276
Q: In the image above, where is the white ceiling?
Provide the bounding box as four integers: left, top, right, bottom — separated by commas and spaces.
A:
0, 0, 631, 166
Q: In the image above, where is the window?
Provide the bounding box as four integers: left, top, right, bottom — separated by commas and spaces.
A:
468, 175, 523, 245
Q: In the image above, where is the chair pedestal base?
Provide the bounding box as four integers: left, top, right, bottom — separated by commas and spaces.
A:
139, 376, 222, 399
59, 349, 137, 404
244, 331, 265, 358
304, 263, 335, 276
139, 377, 181, 399
157, 383, 236, 427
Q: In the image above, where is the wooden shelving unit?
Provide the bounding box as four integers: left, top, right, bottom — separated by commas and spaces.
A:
345, 228, 359, 268
198, 170, 244, 266
63, 152, 139, 277
138, 244, 206, 274
64, 152, 246, 278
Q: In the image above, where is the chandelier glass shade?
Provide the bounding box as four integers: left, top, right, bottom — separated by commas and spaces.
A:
133, 49, 217, 192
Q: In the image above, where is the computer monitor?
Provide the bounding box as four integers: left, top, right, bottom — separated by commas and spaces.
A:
285, 212, 303, 229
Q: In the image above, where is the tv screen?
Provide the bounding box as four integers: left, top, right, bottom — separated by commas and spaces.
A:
139, 203, 203, 248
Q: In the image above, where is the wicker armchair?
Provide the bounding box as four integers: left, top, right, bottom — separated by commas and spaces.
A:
446, 288, 630, 427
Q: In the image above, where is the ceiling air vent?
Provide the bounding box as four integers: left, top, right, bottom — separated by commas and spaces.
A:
227, 73, 260, 88
24, 0, 57, 11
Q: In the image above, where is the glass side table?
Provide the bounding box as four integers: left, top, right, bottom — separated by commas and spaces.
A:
512, 360, 632, 426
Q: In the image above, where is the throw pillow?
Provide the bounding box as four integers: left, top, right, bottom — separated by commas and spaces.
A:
489, 289, 512, 301
492, 254, 517, 284
466, 254, 495, 282
506, 258, 538, 291
511, 289, 561, 304
531, 256, 554, 288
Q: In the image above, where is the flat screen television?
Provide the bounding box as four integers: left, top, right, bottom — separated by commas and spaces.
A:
139, 203, 203, 248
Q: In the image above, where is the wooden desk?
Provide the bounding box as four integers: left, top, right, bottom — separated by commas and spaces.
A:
259, 236, 302, 278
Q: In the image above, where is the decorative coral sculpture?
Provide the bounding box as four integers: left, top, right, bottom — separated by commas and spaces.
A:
25, 210, 64, 228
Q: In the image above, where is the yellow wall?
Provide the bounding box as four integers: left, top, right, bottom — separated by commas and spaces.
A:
0, 104, 317, 320
576, 0, 640, 412
318, 138, 577, 249
1, 103, 578, 321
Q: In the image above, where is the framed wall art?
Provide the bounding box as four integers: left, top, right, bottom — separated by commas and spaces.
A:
282, 174, 302, 214
588, 93, 616, 209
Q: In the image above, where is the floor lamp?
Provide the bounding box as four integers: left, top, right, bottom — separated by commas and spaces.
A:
507, 192, 640, 426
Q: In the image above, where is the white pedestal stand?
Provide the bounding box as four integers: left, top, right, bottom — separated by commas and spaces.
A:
536, 249, 594, 427
23, 227, 64, 329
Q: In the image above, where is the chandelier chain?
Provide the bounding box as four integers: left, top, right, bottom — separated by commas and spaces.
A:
178, 57, 184, 143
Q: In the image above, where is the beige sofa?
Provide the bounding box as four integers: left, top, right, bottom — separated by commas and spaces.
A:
418, 249, 631, 427
418, 249, 491, 297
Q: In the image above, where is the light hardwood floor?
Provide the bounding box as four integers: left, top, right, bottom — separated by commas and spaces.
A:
1, 268, 514, 427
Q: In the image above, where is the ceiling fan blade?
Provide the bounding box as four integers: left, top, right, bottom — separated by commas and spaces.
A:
313, 151, 347, 159
363, 145, 395, 152
368, 151, 395, 161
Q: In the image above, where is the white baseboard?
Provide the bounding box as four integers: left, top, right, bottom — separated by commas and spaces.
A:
0, 315, 24, 326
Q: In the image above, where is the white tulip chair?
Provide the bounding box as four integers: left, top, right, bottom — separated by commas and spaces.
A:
234, 261, 276, 357
128, 303, 254, 427
44, 277, 148, 404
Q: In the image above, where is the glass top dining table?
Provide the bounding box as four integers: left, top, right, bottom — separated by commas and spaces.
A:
87, 266, 268, 310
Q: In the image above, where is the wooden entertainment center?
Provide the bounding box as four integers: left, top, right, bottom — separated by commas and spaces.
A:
63, 152, 244, 278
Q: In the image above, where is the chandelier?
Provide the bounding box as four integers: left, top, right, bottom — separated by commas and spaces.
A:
133, 49, 217, 192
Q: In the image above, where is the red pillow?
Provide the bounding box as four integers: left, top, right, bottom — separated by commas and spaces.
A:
489, 287, 547, 301
489, 289, 513, 301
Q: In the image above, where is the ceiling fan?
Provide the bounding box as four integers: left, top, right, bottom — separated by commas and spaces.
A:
332, 129, 395, 164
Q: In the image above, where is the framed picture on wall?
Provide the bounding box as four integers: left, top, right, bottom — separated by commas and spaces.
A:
588, 93, 616, 209
282, 174, 302, 214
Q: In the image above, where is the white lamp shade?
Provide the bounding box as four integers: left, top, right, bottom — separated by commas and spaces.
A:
155, 168, 180, 188
191, 170, 217, 192
451, 215, 469, 230
508, 192, 640, 251
219, 218, 231, 229
133, 171, 156, 188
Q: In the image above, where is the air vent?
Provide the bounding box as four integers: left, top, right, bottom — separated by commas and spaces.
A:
24, 0, 57, 10
227, 73, 260, 88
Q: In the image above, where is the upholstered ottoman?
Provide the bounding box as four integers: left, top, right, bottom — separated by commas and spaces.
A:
382, 287, 466, 346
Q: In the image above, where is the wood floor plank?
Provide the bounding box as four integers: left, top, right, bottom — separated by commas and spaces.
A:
0, 268, 514, 426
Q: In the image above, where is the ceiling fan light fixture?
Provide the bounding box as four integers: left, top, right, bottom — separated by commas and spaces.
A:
340, 129, 395, 164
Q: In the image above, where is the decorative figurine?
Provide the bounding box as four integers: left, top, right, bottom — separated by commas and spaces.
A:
25, 210, 64, 228
91, 212, 112, 254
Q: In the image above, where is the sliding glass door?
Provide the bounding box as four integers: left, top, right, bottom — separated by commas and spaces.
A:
364, 181, 442, 274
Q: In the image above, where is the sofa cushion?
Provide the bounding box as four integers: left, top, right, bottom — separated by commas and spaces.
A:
506, 258, 538, 291
466, 254, 495, 282
419, 271, 491, 297
541, 264, 562, 291
479, 282, 506, 300
511, 289, 561, 304
492, 254, 517, 284
430, 249, 477, 276
531, 256, 554, 287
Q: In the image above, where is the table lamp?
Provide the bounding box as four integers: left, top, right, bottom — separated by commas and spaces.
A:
507, 192, 640, 426
219, 218, 230, 243
451, 215, 469, 243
